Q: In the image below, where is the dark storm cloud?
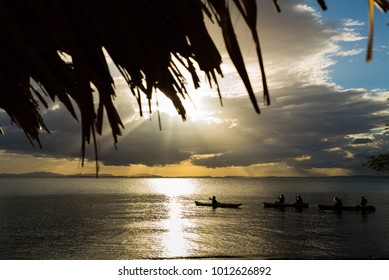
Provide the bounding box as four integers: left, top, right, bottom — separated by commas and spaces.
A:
0, 105, 82, 158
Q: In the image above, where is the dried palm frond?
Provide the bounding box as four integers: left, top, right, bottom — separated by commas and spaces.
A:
367, 0, 389, 61
0, 0, 388, 176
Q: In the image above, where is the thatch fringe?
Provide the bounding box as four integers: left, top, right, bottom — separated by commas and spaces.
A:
0, 0, 388, 176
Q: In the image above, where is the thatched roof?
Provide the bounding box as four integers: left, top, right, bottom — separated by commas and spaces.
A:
0, 0, 388, 174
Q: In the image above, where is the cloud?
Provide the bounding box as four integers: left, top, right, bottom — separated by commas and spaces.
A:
343, 19, 365, 27
0, 105, 82, 158
351, 138, 373, 145
335, 48, 364, 57
189, 87, 388, 172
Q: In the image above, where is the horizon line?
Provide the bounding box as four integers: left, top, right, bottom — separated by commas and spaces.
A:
0, 171, 388, 179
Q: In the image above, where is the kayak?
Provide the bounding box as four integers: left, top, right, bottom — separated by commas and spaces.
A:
318, 204, 376, 212
194, 201, 242, 208
263, 202, 309, 209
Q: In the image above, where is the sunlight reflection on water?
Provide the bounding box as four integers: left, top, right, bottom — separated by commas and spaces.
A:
147, 178, 198, 258
159, 199, 196, 258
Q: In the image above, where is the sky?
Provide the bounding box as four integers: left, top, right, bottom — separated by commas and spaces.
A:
0, 0, 388, 177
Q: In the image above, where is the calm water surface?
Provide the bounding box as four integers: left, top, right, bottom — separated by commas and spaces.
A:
0, 177, 388, 259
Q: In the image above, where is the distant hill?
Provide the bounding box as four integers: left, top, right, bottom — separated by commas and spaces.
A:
0, 171, 66, 178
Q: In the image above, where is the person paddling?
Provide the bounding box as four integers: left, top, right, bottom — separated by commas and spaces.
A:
361, 196, 368, 207
211, 196, 218, 209
277, 194, 285, 205
333, 196, 343, 207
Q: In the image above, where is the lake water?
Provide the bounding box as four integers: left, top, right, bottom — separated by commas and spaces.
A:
0, 177, 388, 260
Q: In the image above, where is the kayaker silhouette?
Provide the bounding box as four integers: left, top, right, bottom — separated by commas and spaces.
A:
296, 195, 303, 204
361, 196, 368, 207
277, 194, 285, 205
333, 196, 343, 207
211, 196, 218, 209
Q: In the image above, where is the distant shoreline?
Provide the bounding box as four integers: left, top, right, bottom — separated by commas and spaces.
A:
0, 172, 388, 179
